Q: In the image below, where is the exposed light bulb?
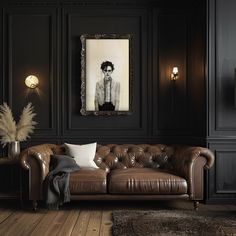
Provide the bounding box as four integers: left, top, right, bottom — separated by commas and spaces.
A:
172, 67, 178, 75
171, 67, 179, 80
25, 75, 39, 89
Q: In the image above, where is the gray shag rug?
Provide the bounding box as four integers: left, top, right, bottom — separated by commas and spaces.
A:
112, 210, 236, 236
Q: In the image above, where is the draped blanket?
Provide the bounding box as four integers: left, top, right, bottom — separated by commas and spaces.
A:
44, 155, 80, 210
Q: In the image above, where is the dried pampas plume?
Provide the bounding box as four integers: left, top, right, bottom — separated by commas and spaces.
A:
0, 102, 37, 146
0, 103, 17, 146
16, 103, 37, 141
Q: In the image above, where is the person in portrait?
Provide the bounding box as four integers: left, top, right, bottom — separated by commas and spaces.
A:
94, 61, 120, 111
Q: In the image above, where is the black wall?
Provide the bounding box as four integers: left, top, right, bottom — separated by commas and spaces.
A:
2, 0, 236, 204
0, 0, 206, 151
207, 0, 236, 203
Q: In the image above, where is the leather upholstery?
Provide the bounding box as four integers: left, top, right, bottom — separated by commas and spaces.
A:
69, 168, 107, 194
20, 144, 58, 200
108, 168, 187, 194
95, 144, 175, 171
20, 143, 58, 179
52, 144, 175, 171
19, 143, 214, 204
169, 146, 214, 200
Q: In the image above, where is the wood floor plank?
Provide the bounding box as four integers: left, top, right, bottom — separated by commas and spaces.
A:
57, 209, 80, 236
15, 210, 46, 236
39, 210, 71, 236
86, 211, 102, 236
29, 210, 61, 236
18, 211, 46, 236
0, 208, 14, 224
99, 211, 112, 236
71, 211, 90, 236
0, 211, 21, 235
0, 210, 44, 236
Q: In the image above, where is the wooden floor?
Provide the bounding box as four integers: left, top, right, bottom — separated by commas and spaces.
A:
0, 200, 236, 236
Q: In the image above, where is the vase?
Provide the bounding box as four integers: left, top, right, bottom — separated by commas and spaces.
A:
8, 141, 20, 159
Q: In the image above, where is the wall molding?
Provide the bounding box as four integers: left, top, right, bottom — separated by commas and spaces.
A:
62, 8, 149, 137
3, 7, 59, 137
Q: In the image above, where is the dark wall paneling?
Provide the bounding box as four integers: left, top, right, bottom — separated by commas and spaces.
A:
207, 0, 236, 203
187, 2, 206, 138
215, 0, 236, 132
0, 9, 3, 156
216, 151, 236, 193
153, 12, 187, 136
208, 0, 236, 137
152, 5, 206, 143
0, 1, 207, 150
62, 7, 148, 140
0, 8, 2, 104
206, 143, 236, 203
4, 7, 59, 138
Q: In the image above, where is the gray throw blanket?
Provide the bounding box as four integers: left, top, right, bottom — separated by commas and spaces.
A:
44, 154, 80, 210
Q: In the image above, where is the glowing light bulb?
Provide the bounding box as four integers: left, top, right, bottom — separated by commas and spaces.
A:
172, 67, 178, 75
25, 75, 39, 89
171, 67, 179, 80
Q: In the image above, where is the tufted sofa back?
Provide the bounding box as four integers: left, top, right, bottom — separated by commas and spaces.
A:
52, 144, 175, 172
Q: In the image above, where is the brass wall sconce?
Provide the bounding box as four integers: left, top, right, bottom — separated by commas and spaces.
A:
171, 67, 179, 81
25, 75, 39, 89
170, 67, 178, 114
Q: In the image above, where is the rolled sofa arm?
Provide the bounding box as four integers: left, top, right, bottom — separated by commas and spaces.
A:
171, 146, 215, 200
19, 144, 57, 201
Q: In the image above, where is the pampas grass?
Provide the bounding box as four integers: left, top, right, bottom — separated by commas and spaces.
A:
0, 103, 17, 145
16, 103, 37, 141
0, 102, 37, 146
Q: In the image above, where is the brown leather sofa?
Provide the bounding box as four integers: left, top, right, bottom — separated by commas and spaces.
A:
19, 143, 214, 210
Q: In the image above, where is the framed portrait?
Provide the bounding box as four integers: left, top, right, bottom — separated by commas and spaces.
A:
80, 34, 132, 115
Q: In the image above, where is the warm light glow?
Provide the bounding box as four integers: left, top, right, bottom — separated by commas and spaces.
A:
25, 75, 39, 89
172, 67, 178, 75
171, 67, 179, 80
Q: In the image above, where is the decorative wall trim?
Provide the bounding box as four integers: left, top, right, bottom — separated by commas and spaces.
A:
0, 2, 206, 148
62, 8, 148, 137
215, 150, 236, 194
207, 142, 236, 201
3, 7, 59, 137
208, 0, 236, 135
152, 10, 190, 136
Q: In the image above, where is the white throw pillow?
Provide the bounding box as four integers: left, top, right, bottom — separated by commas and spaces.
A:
64, 142, 98, 168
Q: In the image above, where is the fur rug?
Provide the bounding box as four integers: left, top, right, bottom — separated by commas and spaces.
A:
112, 210, 236, 236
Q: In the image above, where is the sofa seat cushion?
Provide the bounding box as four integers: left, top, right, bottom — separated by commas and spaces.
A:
108, 168, 187, 194
69, 168, 107, 194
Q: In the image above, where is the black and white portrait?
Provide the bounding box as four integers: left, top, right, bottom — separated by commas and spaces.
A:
80, 34, 132, 115
95, 61, 120, 111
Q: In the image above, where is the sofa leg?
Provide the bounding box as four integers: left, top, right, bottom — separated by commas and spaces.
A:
194, 201, 199, 211
32, 200, 37, 211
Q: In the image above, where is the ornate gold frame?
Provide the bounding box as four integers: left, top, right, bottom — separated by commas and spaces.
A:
80, 34, 133, 116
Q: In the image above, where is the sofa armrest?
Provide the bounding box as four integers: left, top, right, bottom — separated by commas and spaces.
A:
171, 146, 214, 200
19, 144, 57, 201
172, 146, 214, 172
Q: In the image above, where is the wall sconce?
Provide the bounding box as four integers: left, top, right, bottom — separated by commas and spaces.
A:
25, 75, 39, 89
171, 67, 179, 81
